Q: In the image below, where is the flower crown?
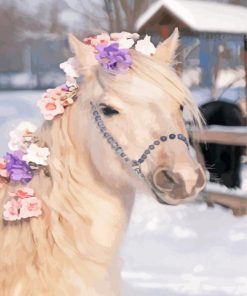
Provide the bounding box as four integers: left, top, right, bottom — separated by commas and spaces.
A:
38, 32, 156, 120
1, 31, 156, 222
84, 32, 156, 74
37, 31, 156, 121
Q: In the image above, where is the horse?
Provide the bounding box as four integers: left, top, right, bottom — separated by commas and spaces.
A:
0, 29, 205, 296
199, 100, 244, 188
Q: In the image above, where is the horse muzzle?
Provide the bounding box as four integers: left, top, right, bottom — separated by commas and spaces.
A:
151, 165, 206, 205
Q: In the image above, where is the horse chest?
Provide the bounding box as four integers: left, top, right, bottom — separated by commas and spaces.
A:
90, 195, 128, 249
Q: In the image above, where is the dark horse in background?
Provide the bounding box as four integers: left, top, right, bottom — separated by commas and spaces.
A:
199, 100, 244, 188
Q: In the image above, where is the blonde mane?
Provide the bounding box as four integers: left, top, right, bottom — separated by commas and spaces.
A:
0, 37, 204, 295
96, 50, 203, 127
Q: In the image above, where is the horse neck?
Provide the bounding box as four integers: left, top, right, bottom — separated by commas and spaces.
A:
45, 105, 135, 258
67, 140, 135, 254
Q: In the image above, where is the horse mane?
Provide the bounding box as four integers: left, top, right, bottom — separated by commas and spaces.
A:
0, 99, 119, 293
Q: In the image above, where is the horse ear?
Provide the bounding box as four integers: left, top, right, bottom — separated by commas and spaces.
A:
153, 28, 179, 64
68, 33, 97, 76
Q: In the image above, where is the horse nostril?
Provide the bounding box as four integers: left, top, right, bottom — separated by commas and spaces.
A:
153, 169, 177, 192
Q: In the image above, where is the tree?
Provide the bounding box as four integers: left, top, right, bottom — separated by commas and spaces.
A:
63, 0, 150, 36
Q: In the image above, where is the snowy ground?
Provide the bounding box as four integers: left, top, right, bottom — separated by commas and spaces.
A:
122, 192, 247, 296
0, 91, 247, 296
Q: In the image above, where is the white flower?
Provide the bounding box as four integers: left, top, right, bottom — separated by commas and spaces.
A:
135, 35, 156, 56
60, 57, 79, 78
118, 38, 135, 49
110, 32, 139, 41
110, 31, 139, 49
22, 144, 50, 166
8, 122, 37, 151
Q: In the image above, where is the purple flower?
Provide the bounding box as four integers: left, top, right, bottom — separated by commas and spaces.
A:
5, 151, 33, 183
95, 43, 132, 75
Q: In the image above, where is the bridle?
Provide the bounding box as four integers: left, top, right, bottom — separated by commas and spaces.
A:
90, 102, 189, 204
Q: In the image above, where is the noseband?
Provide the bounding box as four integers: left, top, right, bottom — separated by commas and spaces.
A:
90, 102, 189, 182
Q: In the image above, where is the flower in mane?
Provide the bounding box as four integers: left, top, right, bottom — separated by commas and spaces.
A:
38, 79, 78, 120
59, 57, 79, 79
5, 151, 33, 183
81, 31, 157, 74
22, 144, 50, 166
3, 198, 21, 221
135, 35, 156, 56
13, 187, 34, 199
19, 196, 42, 219
3, 187, 42, 221
83, 32, 111, 48
95, 42, 132, 75
110, 32, 140, 49
37, 93, 65, 121
8, 121, 37, 152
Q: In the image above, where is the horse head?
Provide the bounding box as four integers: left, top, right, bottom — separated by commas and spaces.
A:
69, 29, 206, 205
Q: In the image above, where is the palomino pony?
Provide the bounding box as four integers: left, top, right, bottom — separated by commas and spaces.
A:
0, 30, 205, 295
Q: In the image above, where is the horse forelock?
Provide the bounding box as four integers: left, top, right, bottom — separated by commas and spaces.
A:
90, 51, 203, 128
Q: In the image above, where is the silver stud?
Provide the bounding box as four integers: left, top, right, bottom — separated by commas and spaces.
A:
160, 136, 167, 142
116, 147, 123, 155
169, 134, 176, 139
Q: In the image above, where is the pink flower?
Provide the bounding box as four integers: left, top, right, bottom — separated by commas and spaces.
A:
83, 32, 111, 48
37, 95, 64, 121
15, 187, 34, 199
3, 188, 42, 221
83, 35, 97, 46
3, 198, 22, 221
19, 196, 42, 219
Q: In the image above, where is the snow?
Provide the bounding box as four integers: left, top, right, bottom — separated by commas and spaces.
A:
122, 193, 247, 296
205, 182, 247, 198
1, 91, 247, 295
215, 68, 245, 90
135, 0, 247, 35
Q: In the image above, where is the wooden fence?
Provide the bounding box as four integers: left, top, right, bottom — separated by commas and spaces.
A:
190, 125, 247, 146
189, 125, 247, 216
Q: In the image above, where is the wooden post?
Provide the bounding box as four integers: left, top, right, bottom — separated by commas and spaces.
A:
244, 35, 247, 125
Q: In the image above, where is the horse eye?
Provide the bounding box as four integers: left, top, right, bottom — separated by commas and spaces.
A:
101, 105, 119, 117
180, 105, 184, 111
